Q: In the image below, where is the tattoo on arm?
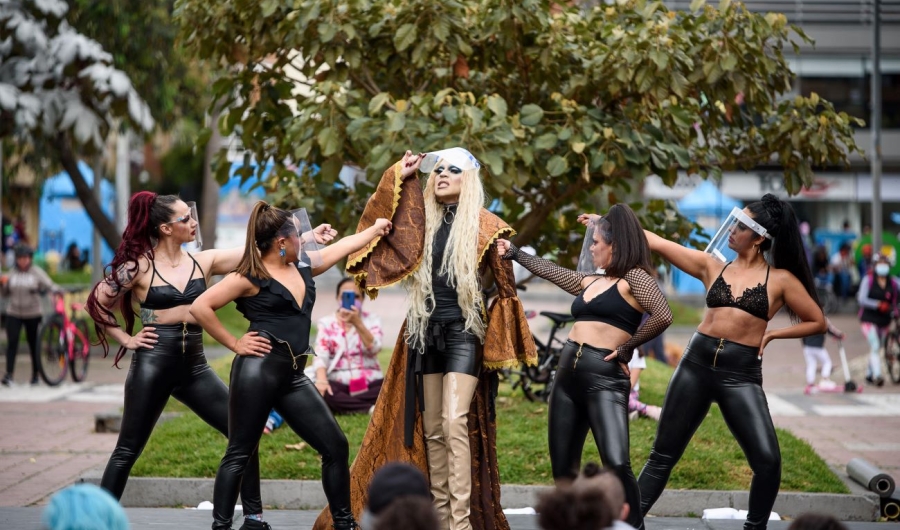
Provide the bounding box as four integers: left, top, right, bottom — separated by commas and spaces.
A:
140, 308, 159, 324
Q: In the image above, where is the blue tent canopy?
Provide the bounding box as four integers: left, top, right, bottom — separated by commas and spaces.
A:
672, 181, 742, 295
39, 161, 115, 264
676, 180, 741, 218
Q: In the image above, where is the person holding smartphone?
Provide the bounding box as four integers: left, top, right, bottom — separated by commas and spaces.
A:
307, 277, 384, 413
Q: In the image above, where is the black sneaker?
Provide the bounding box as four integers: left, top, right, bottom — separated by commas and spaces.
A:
238, 519, 272, 530
876, 377, 885, 387
30, 375, 39, 386
865, 375, 875, 385
1, 373, 11, 386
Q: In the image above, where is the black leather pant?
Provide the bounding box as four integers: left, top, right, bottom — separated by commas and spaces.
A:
4, 315, 40, 378
100, 324, 262, 516
422, 320, 482, 377
638, 332, 781, 530
549, 340, 643, 530
212, 340, 352, 530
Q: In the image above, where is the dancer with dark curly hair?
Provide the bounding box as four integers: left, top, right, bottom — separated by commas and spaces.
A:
631, 194, 825, 530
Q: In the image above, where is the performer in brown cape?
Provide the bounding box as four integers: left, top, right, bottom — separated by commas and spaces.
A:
314, 149, 536, 530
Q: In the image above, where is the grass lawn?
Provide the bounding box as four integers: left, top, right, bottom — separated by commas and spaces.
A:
131, 349, 847, 494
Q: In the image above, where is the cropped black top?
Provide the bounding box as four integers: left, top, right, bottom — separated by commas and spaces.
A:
571, 277, 643, 335
140, 255, 207, 311
705, 262, 771, 321
236, 266, 317, 361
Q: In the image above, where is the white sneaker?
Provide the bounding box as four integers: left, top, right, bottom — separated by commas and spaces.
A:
818, 379, 837, 391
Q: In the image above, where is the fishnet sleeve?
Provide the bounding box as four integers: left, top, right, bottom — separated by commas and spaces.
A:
616, 268, 673, 363
502, 243, 588, 296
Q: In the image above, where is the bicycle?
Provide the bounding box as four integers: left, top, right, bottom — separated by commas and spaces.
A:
884, 314, 900, 384
36, 290, 91, 386
507, 310, 573, 402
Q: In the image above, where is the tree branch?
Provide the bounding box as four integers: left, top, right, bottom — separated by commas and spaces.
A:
54, 133, 122, 250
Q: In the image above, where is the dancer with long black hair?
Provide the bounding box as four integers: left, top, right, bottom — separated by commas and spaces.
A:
629, 194, 825, 530
190, 201, 390, 530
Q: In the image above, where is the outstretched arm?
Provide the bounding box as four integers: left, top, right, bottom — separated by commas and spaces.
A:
312, 219, 392, 276
496, 240, 589, 296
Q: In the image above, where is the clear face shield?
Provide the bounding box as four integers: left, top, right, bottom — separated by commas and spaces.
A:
577, 217, 611, 274
290, 208, 323, 269
183, 201, 202, 253
704, 207, 772, 262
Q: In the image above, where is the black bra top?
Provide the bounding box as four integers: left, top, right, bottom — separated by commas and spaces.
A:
571, 277, 643, 335
705, 262, 771, 321
236, 266, 317, 356
140, 255, 207, 311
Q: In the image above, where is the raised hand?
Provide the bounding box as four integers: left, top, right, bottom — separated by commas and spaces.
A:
399, 150, 425, 178
496, 239, 512, 256
372, 218, 392, 236
312, 224, 338, 244
576, 213, 601, 227
233, 331, 272, 357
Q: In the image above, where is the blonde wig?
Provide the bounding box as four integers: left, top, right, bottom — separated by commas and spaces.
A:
404, 163, 486, 351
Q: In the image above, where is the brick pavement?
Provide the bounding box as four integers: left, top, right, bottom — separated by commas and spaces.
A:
1, 276, 899, 507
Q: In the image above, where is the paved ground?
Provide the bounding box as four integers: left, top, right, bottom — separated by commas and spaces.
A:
1, 275, 899, 522
1, 507, 897, 530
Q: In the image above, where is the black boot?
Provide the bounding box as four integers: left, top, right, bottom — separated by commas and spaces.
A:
238, 518, 273, 530
332, 513, 358, 530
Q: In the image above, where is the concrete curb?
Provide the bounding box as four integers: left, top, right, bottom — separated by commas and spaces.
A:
78, 473, 881, 521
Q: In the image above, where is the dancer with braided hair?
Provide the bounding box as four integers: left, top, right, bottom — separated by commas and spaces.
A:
497, 204, 672, 530
85, 192, 336, 530
631, 194, 825, 530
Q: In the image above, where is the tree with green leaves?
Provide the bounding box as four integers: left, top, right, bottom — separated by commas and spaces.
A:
0, 0, 153, 249
177, 0, 862, 256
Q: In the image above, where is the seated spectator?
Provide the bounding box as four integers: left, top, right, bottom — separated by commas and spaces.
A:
308, 277, 384, 414
361, 462, 437, 530
42, 483, 129, 530
787, 513, 848, 530
574, 463, 634, 530
64, 243, 86, 271
536, 466, 615, 530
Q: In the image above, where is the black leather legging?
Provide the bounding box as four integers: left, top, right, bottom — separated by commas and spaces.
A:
638, 332, 781, 530
100, 324, 262, 516
212, 339, 352, 530
549, 340, 643, 530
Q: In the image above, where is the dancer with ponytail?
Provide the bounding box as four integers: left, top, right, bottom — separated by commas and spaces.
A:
190, 201, 391, 530
86, 192, 335, 530
625, 194, 825, 530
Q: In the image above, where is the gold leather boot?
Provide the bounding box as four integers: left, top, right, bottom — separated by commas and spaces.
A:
423, 373, 451, 529
444, 373, 479, 530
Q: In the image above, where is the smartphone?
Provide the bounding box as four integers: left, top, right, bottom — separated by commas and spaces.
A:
341, 291, 356, 310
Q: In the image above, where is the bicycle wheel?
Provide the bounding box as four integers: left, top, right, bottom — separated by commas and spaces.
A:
37, 317, 67, 386
885, 332, 900, 384
69, 319, 91, 382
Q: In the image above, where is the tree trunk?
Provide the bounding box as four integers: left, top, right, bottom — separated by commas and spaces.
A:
200, 101, 224, 250
55, 133, 122, 249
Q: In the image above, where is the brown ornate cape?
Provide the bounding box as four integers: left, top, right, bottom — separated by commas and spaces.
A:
313, 162, 537, 530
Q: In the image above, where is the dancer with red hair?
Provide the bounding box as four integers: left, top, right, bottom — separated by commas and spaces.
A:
86, 192, 334, 530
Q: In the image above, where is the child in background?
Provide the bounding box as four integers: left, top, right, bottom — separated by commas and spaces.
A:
628, 349, 662, 421
802, 318, 845, 394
